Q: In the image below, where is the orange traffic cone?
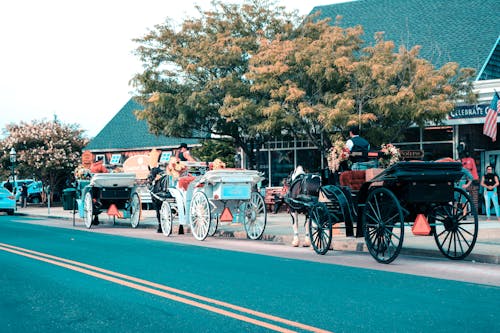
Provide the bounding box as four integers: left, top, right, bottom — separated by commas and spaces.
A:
412, 214, 431, 236
107, 204, 123, 218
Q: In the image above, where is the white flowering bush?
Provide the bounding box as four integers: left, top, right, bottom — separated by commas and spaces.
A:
379, 143, 401, 168
1, 120, 88, 194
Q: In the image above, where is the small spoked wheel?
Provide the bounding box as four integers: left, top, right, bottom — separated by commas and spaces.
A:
429, 187, 478, 260
208, 215, 218, 237
130, 193, 141, 228
189, 191, 211, 241
309, 202, 332, 255
83, 192, 93, 229
362, 187, 404, 264
243, 192, 267, 240
160, 201, 173, 236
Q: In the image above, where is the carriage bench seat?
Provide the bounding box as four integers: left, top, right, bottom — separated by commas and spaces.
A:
178, 175, 196, 191
339, 170, 366, 191
265, 187, 285, 211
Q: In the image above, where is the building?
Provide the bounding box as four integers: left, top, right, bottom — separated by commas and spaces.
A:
84, 98, 199, 167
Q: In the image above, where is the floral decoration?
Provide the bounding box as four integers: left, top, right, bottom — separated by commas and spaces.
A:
212, 158, 226, 170
74, 164, 91, 180
379, 143, 401, 168
327, 139, 350, 171
166, 156, 187, 179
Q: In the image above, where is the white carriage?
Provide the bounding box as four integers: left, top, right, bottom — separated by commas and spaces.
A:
159, 163, 267, 241
77, 173, 142, 229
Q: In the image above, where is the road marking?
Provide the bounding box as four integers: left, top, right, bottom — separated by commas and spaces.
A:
0, 242, 332, 333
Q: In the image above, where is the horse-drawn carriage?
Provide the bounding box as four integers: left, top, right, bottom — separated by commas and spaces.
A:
150, 162, 267, 241
77, 173, 142, 229
286, 161, 478, 263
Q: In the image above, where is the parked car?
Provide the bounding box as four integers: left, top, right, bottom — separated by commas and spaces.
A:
1, 179, 43, 204
0, 187, 16, 215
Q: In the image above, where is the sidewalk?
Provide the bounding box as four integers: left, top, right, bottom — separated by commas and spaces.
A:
14, 205, 500, 265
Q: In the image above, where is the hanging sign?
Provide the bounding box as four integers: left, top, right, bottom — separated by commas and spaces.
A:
123, 155, 150, 179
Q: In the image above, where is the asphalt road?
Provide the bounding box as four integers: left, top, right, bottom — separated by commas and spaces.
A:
1, 216, 499, 332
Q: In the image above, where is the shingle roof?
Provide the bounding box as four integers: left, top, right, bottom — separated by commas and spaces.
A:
85, 98, 199, 151
312, 0, 499, 80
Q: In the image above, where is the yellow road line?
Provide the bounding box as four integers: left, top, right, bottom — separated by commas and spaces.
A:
0, 242, 332, 333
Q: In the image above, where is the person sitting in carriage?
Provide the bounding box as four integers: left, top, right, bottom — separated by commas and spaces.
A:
90, 156, 108, 174
175, 143, 196, 162
345, 126, 376, 170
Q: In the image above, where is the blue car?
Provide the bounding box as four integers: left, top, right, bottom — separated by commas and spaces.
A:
1, 179, 43, 204
0, 187, 16, 215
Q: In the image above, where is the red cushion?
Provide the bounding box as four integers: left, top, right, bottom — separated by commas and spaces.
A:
340, 171, 366, 191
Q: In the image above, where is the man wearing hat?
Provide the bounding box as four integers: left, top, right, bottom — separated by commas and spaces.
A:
175, 143, 196, 162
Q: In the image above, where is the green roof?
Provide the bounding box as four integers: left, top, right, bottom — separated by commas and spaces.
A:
85, 98, 199, 151
312, 0, 500, 80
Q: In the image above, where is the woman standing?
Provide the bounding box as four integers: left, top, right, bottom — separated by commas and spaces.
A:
480, 166, 500, 221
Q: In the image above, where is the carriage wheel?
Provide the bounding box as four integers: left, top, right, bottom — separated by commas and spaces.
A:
362, 187, 404, 264
189, 191, 211, 241
429, 187, 478, 260
309, 202, 332, 255
83, 192, 93, 229
130, 193, 141, 228
243, 192, 267, 240
160, 201, 173, 236
208, 215, 218, 237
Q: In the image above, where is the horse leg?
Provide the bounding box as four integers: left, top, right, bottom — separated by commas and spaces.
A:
154, 199, 162, 233
291, 211, 300, 247
302, 214, 311, 247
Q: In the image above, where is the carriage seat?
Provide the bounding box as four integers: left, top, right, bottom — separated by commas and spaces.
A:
339, 170, 366, 191
178, 175, 196, 191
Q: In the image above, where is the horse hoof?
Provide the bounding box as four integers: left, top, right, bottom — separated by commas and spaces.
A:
292, 237, 300, 247
302, 238, 311, 247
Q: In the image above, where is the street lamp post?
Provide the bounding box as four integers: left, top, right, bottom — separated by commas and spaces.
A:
9, 148, 16, 192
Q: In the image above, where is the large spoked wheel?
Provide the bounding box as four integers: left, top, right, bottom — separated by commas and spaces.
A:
189, 191, 211, 241
362, 187, 404, 264
130, 193, 141, 228
243, 192, 267, 240
309, 202, 332, 255
160, 201, 173, 236
429, 187, 478, 260
83, 192, 93, 229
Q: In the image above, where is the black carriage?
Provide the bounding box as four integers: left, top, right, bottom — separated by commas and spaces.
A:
286, 161, 478, 264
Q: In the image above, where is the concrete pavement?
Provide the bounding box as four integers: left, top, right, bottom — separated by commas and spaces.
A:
12, 204, 500, 265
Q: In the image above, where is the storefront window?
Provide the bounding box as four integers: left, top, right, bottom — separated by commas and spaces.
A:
422, 143, 453, 160
297, 149, 322, 173
270, 150, 294, 186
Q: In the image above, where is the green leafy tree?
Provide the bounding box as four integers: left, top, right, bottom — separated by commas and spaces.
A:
0, 120, 88, 200
131, 0, 301, 168
191, 139, 236, 168
248, 18, 476, 150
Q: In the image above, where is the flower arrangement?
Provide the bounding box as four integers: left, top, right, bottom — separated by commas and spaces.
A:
74, 164, 91, 180
379, 143, 401, 168
212, 158, 226, 170
166, 156, 187, 179
327, 139, 351, 171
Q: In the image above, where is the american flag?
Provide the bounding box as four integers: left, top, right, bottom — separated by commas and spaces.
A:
483, 92, 500, 142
